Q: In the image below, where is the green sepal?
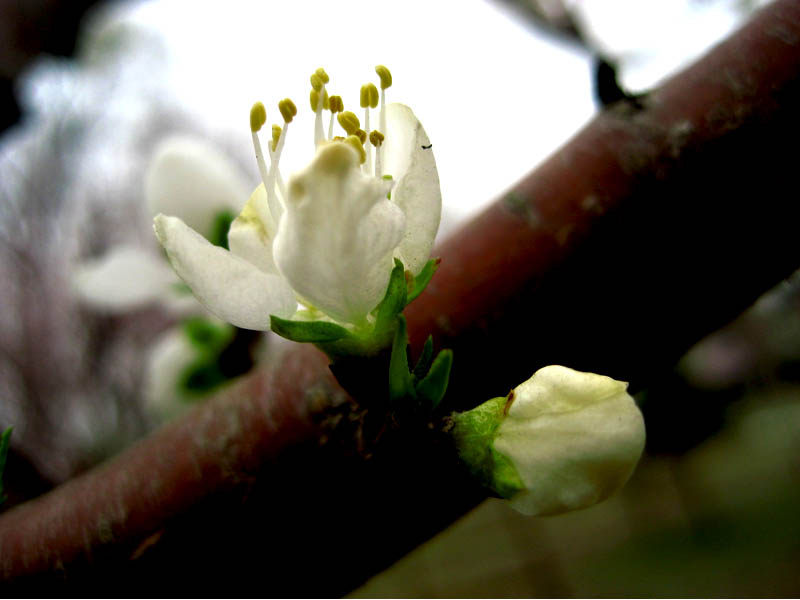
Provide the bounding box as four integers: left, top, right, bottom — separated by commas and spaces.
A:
209, 209, 236, 250
451, 397, 525, 499
412, 335, 434, 380
490, 445, 526, 500
270, 315, 350, 343
416, 349, 453, 409
389, 315, 416, 402
407, 258, 439, 304
373, 258, 408, 342
0, 426, 12, 505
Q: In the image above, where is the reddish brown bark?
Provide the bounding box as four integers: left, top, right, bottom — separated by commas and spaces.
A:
2, 0, 800, 594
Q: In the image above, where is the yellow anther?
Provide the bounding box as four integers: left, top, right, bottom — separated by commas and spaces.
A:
310, 73, 323, 92
375, 65, 392, 90
271, 124, 282, 152
360, 83, 379, 109
315, 67, 329, 84
369, 130, 385, 147
332, 135, 345, 142
344, 135, 366, 164
309, 88, 329, 112
355, 128, 367, 144
337, 111, 360, 135
328, 95, 343, 113
279, 98, 297, 123
250, 102, 267, 133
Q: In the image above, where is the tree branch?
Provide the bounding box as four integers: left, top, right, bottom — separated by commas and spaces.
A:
2, 0, 800, 594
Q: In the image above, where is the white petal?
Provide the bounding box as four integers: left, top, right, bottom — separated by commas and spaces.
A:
273, 142, 405, 324
382, 103, 442, 275
154, 214, 296, 330
227, 184, 279, 276
143, 327, 198, 422
494, 365, 645, 516
146, 136, 250, 240
72, 246, 176, 311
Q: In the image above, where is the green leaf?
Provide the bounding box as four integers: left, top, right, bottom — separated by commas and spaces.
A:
412, 335, 434, 380
389, 315, 415, 402
179, 359, 227, 397
373, 258, 408, 341
0, 426, 12, 505
270, 315, 350, 343
416, 349, 453, 409
407, 258, 439, 304
182, 317, 234, 351
209, 209, 236, 250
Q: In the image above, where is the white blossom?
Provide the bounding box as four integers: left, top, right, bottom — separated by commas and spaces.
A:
154, 68, 441, 331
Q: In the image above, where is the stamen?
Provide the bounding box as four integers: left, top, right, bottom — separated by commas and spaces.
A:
328, 95, 344, 112
250, 101, 267, 133
370, 130, 385, 177
315, 67, 330, 84
375, 65, 392, 137
375, 65, 392, 90
248, 67, 398, 222
369, 130, 384, 146
310, 68, 329, 146
270, 124, 286, 202
278, 98, 297, 123
360, 84, 379, 109
249, 102, 270, 194
361, 83, 379, 174
337, 111, 360, 136
271, 125, 282, 153
343, 135, 366, 164
264, 98, 296, 221
309, 89, 329, 112
328, 95, 343, 140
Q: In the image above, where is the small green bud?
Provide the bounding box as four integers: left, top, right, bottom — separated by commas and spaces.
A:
451, 365, 645, 516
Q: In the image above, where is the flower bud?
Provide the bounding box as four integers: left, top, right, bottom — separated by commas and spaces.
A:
452, 365, 645, 516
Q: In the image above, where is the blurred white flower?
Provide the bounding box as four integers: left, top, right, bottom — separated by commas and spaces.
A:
143, 318, 246, 422
143, 326, 198, 422
154, 67, 441, 330
73, 136, 248, 314
453, 365, 646, 516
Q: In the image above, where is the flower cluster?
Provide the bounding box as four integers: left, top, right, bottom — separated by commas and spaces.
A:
73, 136, 247, 315
154, 66, 441, 343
